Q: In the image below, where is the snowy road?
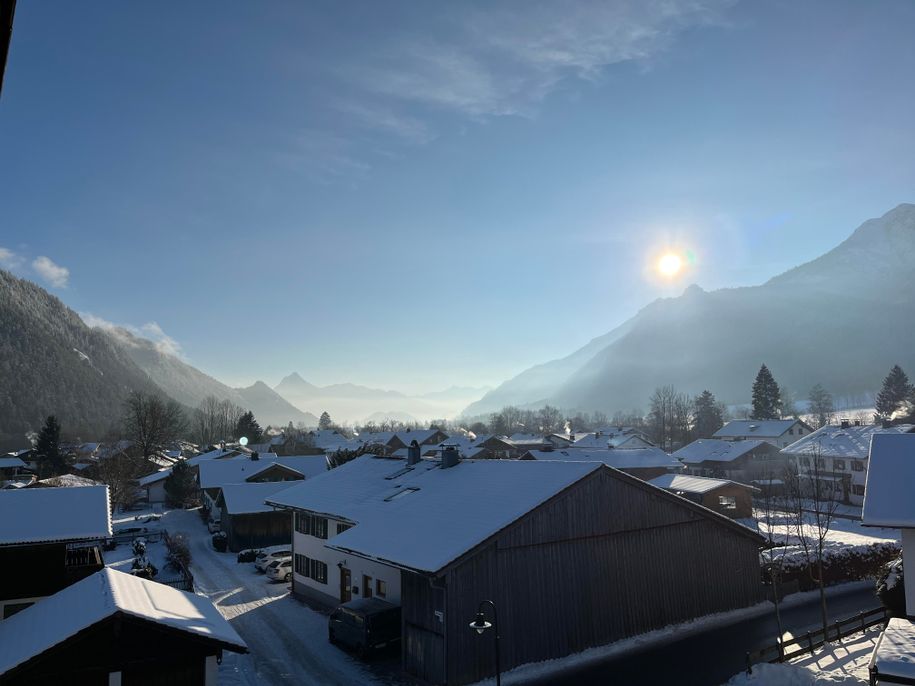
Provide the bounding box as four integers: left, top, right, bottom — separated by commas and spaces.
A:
163, 508, 386, 686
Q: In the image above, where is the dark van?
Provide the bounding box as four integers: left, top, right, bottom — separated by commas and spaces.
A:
328, 597, 402, 657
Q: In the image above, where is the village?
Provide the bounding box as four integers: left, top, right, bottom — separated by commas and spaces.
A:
1, 363, 914, 686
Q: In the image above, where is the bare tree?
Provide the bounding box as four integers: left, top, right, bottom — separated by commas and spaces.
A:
648, 385, 692, 451
193, 395, 244, 445
784, 441, 841, 634
123, 391, 188, 460
97, 453, 143, 511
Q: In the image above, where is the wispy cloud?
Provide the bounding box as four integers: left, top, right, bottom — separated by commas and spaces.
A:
0, 247, 23, 270
32, 256, 70, 288
281, 129, 372, 183
335, 100, 437, 145
352, 0, 734, 118
80, 312, 184, 358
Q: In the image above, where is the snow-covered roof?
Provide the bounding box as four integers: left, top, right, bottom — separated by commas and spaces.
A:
509, 433, 545, 443
713, 419, 803, 438
198, 456, 326, 489
782, 423, 914, 459
524, 448, 681, 470
139, 450, 260, 486
32, 474, 101, 488
267, 455, 602, 573
0, 567, 246, 676
674, 439, 770, 464
862, 433, 915, 528
0, 457, 27, 469
648, 473, 757, 494
187, 448, 248, 467
219, 482, 296, 515
871, 618, 915, 681
0, 485, 111, 545
570, 432, 650, 449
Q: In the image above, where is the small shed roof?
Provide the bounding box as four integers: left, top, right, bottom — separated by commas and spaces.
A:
862, 433, 915, 528
713, 419, 802, 438
524, 448, 681, 470
0, 485, 111, 545
0, 568, 246, 676
648, 473, 757, 494
674, 439, 768, 464
219, 481, 296, 515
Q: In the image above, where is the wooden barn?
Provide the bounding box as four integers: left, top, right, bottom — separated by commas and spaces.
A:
268, 453, 765, 685
648, 473, 759, 519
0, 568, 247, 685
216, 482, 294, 552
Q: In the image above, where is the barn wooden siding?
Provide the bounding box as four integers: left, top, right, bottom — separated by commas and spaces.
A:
222, 511, 291, 552
402, 467, 763, 685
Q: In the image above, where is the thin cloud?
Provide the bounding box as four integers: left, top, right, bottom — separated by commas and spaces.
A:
0, 247, 23, 270
32, 256, 70, 288
335, 100, 437, 145
80, 312, 185, 359
281, 130, 372, 183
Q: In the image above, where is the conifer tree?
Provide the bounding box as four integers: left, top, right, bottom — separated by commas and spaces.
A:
751, 364, 781, 420
235, 411, 263, 443
875, 365, 912, 419
692, 390, 725, 438
36, 415, 65, 478
319, 411, 333, 430
164, 460, 197, 507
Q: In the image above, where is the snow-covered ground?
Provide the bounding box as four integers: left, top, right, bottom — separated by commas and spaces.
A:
757, 509, 900, 565
722, 626, 881, 685
105, 508, 171, 578
159, 507, 387, 686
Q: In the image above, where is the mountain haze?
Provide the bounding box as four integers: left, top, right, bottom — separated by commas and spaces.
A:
465, 203, 915, 417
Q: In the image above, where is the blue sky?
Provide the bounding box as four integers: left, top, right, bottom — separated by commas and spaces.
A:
1, 0, 914, 393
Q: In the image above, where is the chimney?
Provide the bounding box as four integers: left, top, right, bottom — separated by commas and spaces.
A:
251, 451, 259, 461
854, 420, 861, 427
882, 418, 892, 429
441, 445, 460, 469
569, 432, 575, 442
407, 440, 421, 466
840, 419, 850, 429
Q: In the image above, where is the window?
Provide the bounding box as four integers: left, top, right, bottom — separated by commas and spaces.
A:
295, 554, 327, 584
799, 456, 811, 467
718, 495, 737, 510
851, 460, 864, 472
833, 459, 846, 471
336, 523, 352, 535
788, 428, 794, 435
295, 512, 328, 539
376, 579, 387, 598
363, 575, 373, 598
853, 484, 865, 496
294, 553, 308, 576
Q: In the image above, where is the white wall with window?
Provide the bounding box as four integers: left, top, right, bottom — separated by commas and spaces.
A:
291, 511, 402, 607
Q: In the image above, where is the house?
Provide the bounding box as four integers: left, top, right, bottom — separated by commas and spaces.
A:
713, 419, 813, 448
782, 421, 915, 505
215, 482, 296, 552
568, 428, 654, 450
0, 456, 29, 483
467, 434, 514, 459
267, 450, 764, 685
362, 429, 449, 452
0, 486, 111, 619
138, 448, 255, 503
521, 447, 683, 481
648, 474, 758, 519
674, 439, 785, 483
0, 567, 247, 685
861, 433, 915, 683
197, 455, 328, 513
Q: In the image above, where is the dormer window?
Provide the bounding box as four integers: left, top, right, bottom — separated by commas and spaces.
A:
384, 486, 420, 502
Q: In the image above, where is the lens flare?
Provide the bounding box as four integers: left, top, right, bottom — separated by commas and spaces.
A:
658, 253, 683, 277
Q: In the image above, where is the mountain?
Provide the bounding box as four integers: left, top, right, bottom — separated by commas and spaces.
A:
464, 203, 915, 417
274, 373, 487, 423
105, 329, 318, 428
0, 270, 166, 449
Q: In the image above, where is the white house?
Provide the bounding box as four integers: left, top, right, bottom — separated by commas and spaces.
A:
782, 422, 914, 505
713, 419, 813, 448
861, 433, 915, 683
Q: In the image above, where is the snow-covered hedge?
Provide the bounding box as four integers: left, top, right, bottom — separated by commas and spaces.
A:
877, 556, 906, 617
776, 541, 900, 590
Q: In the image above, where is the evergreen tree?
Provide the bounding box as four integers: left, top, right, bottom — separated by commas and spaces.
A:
318, 411, 333, 430
692, 390, 724, 438
875, 365, 912, 419
164, 460, 197, 507
36, 415, 65, 478
751, 364, 781, 420
807, 384, 835, 429
235, 411, 263, 443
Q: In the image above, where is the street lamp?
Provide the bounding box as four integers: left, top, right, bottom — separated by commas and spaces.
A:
468, 599, 501, 686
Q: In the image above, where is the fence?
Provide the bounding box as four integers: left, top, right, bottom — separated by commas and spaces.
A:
746, 606, 890, 673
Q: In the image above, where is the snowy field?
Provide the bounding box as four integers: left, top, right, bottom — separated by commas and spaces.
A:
722, 626, 881, 685
756, 509, 900, 565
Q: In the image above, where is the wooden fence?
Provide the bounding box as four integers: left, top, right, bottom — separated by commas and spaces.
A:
746, 606, 890, 673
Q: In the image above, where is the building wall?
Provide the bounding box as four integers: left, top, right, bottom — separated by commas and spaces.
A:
146, 479, 167, 504
223, 511, 291, 552
291, 516, 402, 608
699, 485, 754, 519
401, 468, 763, 685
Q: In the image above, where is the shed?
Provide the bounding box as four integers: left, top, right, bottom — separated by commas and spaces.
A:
216, 482, 295, 552
648, 473, 759, 519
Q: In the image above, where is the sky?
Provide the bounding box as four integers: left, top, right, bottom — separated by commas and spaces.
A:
1, 0, 914, 395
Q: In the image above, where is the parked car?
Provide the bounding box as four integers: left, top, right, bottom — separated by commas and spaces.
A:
265, 558, 292, 582
207, 517, 221, 533
237, 548, 261, 563
254, 548, 292, 572
328, 598, 402, 657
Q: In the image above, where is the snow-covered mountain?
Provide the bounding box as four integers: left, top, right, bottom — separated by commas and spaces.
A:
464, 203, 915, 417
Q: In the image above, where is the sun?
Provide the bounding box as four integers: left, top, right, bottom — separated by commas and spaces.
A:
658, 253, 683, 277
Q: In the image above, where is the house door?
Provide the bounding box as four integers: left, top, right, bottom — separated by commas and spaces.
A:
363, 575, 373, 599
340, 567, 352, 603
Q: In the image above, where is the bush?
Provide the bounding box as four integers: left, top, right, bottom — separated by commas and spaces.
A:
166, 532, 192, 569
777, 542, 901, 591
877, 556, 906, 617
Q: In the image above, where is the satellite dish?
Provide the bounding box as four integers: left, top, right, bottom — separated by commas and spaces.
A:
239, 436, 249, 446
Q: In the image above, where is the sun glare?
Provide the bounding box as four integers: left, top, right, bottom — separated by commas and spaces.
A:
658, 253, 683, 277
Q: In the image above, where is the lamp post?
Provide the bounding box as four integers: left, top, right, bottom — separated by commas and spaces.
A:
468, 599, 501, 686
